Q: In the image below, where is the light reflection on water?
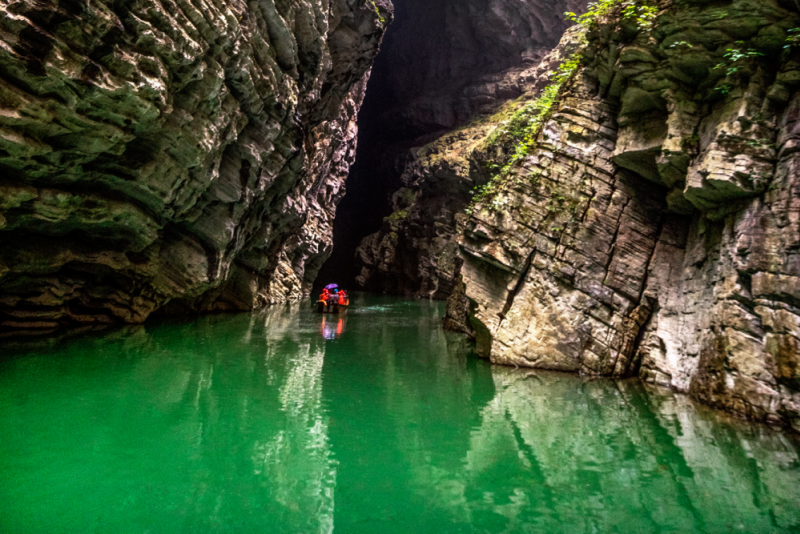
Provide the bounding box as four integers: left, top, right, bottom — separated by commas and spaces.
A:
320, 315, 347, 340
0, 294, 798, 534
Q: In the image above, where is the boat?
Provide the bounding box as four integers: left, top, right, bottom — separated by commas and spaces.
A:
317, 284, 350, 314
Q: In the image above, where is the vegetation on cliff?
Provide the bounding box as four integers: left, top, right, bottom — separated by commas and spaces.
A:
466, 56, 582, 215
467, 0, 659, 216
456, 0, 800, 433
358, 0, 800, 433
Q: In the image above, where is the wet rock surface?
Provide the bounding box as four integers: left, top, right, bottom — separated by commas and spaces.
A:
0, 0, 391, 334
464, 0, 800, 432
364, 0, 800, 432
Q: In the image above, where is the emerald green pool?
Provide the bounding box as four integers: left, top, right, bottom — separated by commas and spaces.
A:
1, 295, 799, 533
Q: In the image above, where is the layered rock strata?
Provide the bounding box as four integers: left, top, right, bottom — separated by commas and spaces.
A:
356, 32, 582, 298
367, 0, 800, 432
0, 0, 391, 333
356, 21, 577, 299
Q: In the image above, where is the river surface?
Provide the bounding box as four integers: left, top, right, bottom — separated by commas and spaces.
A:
1, 295, 799, 533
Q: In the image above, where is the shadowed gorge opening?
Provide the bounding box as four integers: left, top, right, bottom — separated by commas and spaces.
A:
316, 0, 585, 288
313, 0, 800, 435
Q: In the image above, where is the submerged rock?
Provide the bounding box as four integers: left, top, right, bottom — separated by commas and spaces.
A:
0, 0, 391, 333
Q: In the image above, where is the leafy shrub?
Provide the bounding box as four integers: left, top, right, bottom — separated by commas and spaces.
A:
566, 0, 657, 32
713, 42, 764, 77
711, 41, 764, 95
621, 3, 658, 31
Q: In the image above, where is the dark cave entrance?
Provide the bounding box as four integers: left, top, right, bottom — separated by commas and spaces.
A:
314, 0, 410, 288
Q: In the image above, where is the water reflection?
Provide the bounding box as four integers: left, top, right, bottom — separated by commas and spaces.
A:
320, 297, 800, 533
251, 303, 337, 533
459, 369, 800, 533
252, 341, 335, 534
320, 314, 347, 340
0, 303, 339, 534
0, 296, 798, 534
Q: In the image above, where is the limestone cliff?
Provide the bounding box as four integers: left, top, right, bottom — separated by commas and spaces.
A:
372, 0, 589, 139
0, 0, 391, 334
354, 0, 587, 296
355, 32, 582, 297
364, 0, 800, 432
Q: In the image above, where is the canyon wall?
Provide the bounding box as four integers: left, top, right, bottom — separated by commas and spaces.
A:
0, 0, 391, 334
356, 31, 583, 298
361, 0, 800, 432
352, 0, 587, 296
373, 0, 589, 139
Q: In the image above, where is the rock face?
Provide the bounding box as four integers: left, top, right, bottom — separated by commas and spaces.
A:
354, 0, 587, 296
364, 0, 800, 432
373, 0, 589, 139
355, 32, 582, 298
462, 0, 800, 432
0, 0, 391, 333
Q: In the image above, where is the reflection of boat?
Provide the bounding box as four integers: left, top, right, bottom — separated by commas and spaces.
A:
320, 315, 346, 340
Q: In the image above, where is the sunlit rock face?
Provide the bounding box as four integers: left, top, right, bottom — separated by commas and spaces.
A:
357, 0, 800, 431
354, 0, 588, 297
452, 0, 800, 431
0, 0, 391, 333
356, 32, 583, 298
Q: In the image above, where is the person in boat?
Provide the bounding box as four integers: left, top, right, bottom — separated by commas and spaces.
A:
319, 288, 331, 310
318, 285, 347, 310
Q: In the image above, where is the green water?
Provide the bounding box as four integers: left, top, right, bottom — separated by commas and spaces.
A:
1, 295, 799, 534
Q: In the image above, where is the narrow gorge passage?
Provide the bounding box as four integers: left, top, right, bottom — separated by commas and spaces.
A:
317, 0, 586, 291
335, 0, 800, 435
3, 0, 800, 531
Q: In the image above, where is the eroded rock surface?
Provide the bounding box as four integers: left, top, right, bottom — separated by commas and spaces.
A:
363, 0, 800, 432
0, 0, 391, 333
462, 0, 800, 431
355, 14, 585, 298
